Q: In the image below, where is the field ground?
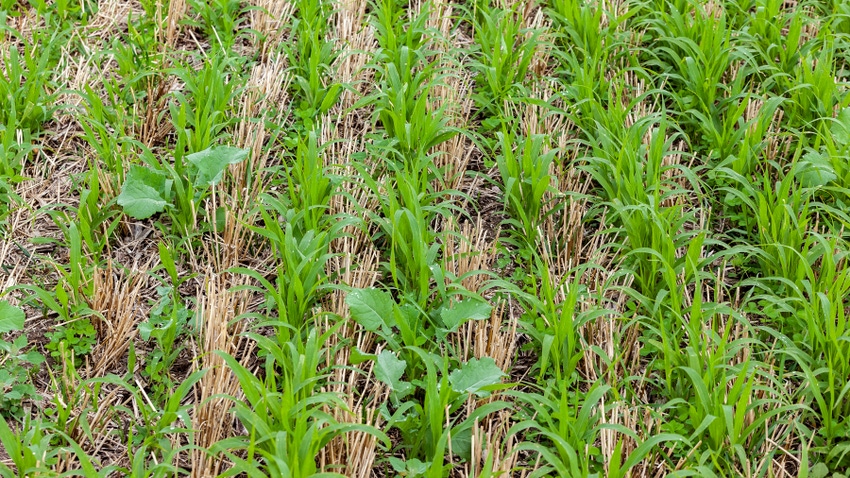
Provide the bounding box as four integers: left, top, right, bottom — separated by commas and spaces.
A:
1, 0, 850, 476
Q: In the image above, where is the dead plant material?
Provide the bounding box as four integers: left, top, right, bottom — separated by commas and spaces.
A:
89, 262, 150, 378
191, 272, 256, 477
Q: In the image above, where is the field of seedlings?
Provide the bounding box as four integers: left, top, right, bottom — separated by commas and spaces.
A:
1, 0, 849, 475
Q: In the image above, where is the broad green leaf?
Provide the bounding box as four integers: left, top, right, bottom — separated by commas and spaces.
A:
440, 298, 492, 331
346, 288, 394, 332
808, 462, 829, 478
23, 350, 44, 365
349, 347, 376, 365
5, 390, 22, 400
388, 457, 407, 473
388, 457, 428, 475
832, 107, 850, 146
187, 146, 249, 186
117, 165, 172, 219
449, 357, 505, 396
450, 427, 473, 461
138, 321, 154, 341
797, 151, 836, 187
374, 350, 411, 395
405, 459, 428, 475
0, 301, 25, 334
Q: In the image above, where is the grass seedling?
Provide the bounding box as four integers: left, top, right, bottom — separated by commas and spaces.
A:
170, 54, 245, 158
283, 132, 336, 235
465, 0, 541, 127
78, 83, 142, 188
186, 0, 246, 49
0, 26, 63, 177
216, 325, 388, 477
493, 128, 557, 254
283, 0, 341, 131
238, 201, 342, 343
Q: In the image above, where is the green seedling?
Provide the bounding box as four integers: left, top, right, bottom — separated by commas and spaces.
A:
718, 156, 812, 289
465, 0, 542, 127
44, 168, 120, 263
0, 301, 44, 419
86, 371, 205, 472
0, 27, 59, 134
283, 132, 337, 235
493, 128, 557, 251
28, 0, 96, 22
170, 54, 244, 158
186, 0, 246, 49
378, 348, 510, 473
116, 145, 248, 238
139, 286, 193, 404
109, 18, 163, 108
797, 107, 850, 189
15, 221, 99, 368
283, 0, 342, 132
546, 0, 611, 65
0, 26, 63, 177
214, 325, 389, 477
352, 164, 463, 307
138, 242, 195, 404
510, 381, 685, 477
347, 286, 492, 379
44, 320, 96, 366
236, 201, 341, 344
0, 416, 61, 476
369, 0, 431, 65
78, 82, 143, 187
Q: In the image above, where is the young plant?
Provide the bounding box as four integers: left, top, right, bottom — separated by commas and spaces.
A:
16, 222, 99, 367
346, 285, 492, 379
797, 107, 850, 190
108, 17, 163, 108
0, 301, 44, 419
283, 132, 337, 235
518, 260, 606, 384
510, 382, 681, 477
138, 243, 195, 404
87, 371, 206, 473
44, 320, 97, 366
116, 145, 249, 238
170, 54, 244, 158
368, 0, 431, 66
214, 325, 388, 477
186, 0, 246, 49
0, 416, 62, 476
717, 156, 812, 290
78, 82, 142, 187
45, 168, 120, 264
364, 56, 458, 183
139, 287, 193, 403
374, 348, 509, 475
0, 26, 62, 176
465, 0, 542, 127
493, 129, 557, 253
751, 234, 850, 448
237, 201, 342, 343
546, 0, 611, 65
283, 0, 342, 132
0, 27, 60, 135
